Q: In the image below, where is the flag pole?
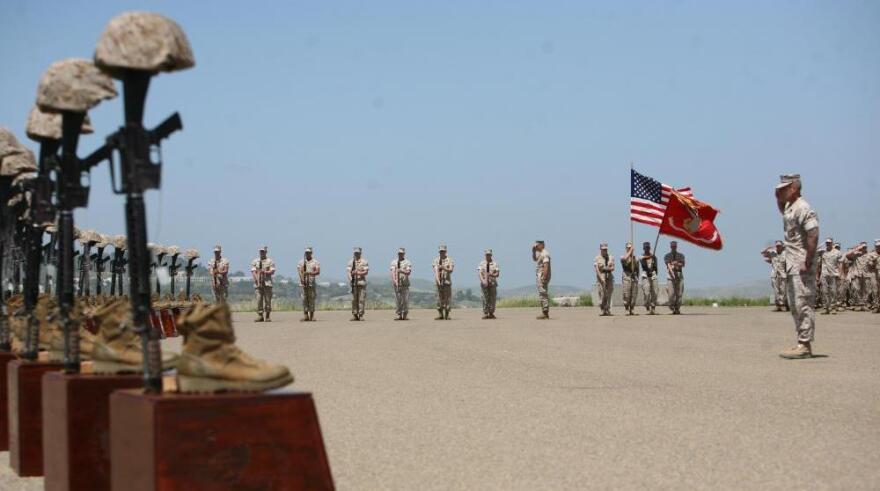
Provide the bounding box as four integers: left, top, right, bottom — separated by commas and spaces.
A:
629, 162, 634, 246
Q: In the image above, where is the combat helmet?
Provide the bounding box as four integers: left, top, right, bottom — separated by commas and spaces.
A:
35, 58, 117, 112
94, 12, 195, 76
26, 105, 94, 142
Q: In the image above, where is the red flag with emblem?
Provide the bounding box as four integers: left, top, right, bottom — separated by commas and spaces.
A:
659, 191, 723, 250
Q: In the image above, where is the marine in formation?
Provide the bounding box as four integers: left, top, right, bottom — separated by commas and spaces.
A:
664, 240, 686, 314
251, 246, 276, 322
433, 245, 455, 320
478, 249, 500, 319
391, 248, 412, 321
298, 247, 320, 322
348, 247, 369, 321
533, 240, 551, 319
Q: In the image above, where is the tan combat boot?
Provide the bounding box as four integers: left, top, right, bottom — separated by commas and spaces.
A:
91, 298, 178, 374
46, 301, 96, 361
176, 303, 293, 393
779, 343, 813, 359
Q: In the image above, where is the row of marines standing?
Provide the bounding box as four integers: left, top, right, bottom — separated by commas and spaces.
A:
206, 240, 689, 319
205, 242, 554, 321
763, 238, 879, 313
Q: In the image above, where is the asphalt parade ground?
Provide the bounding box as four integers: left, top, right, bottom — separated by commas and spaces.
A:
2, 306, 878, 490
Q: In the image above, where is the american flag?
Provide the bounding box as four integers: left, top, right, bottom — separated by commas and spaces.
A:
630, 169, 693, 227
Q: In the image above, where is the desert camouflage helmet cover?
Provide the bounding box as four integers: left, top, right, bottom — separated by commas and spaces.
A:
36, 59, 117, 112
26, 105, 94, 141
78, 229, 102, 245
184, 248, 199, 260
166, 245, 180, 256
95, 234, 111, 248
1, 126, 26, 159
1, 147, 38, 177
94, 12, 195, 75
112, 235, 127, 250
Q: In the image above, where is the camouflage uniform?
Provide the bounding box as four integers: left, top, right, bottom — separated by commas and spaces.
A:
664, 250, 686, 313
534, 248, 551, 314
817, 246, 841, 312
206, 256, 229, 303
433, 250, 455, 318
850, 249, 871, 310
620, 251, 640, 313
782, 196, 819, 344
766, 249, 787, 309
297, 254, 320, 316
250, 253, 275, 320
869, 244, 880, 312
639, 251, 659, 313
347, 253, 369, 319
391, 252, 412, 319
594, 251, 614, 314
478, 254, 500, 317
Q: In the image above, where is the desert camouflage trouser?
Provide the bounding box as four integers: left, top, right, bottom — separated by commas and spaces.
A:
301, 284, 316, 313
536, 276, 549, 312
395, 284, 409, 317
352, 285, 366, 316
771, 275, 787, 307
667, 278, 684, 311
787, 272, 816, 343
641, 275, 658, 310
212, 283, 228, 303
622, 275, 639, 309
481, 284, 497, 315
838, 277, 850, 307
436, 284, 452, 310
255, 286, 272, 316
598, 278, 613, 312
821, 275, 838, 311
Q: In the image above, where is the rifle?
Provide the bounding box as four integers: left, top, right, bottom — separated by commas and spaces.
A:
168, 251, 179, 296
350, 252, 359, 294
258, 258, 265, 290
396, 256, 402, 292
80, 69, 184, 392
79, 238, 96, 297
93, 243, 109, 296
301, 252, 309, 289
485, 258, 493, 287
184, 254, 198, 301
0, 230, 8, 351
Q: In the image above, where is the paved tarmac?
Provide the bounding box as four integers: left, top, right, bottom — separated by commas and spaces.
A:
1, 306, 878, 490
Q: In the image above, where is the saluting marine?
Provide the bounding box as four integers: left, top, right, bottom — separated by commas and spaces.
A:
298, 247, 320, 322
762, 241, 788, 311
816, 238, 841, 314
390, 248, 412, 321
620, 242, 640, 316
640, 242, 659, 315
478, 249, 500, 319
594, 243, 614, 316
776, 174, 820, 359
846, 242, 872, 311
251, 246, 275, 322
206, 244, 229, 303
433, 245, 455, 320
664, 240, 686, 315
347, 247, 369, 321
532, 240, 551, 320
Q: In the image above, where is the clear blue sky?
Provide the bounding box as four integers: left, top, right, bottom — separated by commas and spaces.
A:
2, 1, 878, 288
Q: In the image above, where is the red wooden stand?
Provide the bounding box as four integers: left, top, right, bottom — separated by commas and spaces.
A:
7, 359, 64, 476
0, 351, 18, 451
42, 371, 143, 491
110, 389, 334, 491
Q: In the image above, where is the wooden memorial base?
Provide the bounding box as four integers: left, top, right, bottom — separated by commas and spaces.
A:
42, 370, 143, 491
7, 359, 64, 476
111, 389, 334, 491
0, 351, 18, 451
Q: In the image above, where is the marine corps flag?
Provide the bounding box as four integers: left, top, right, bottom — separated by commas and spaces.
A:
659, 191, 723, 250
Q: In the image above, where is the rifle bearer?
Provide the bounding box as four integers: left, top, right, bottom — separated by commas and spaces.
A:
251, 246, 275, 322
347, 247, 369, 321
207, 244, 229, 303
